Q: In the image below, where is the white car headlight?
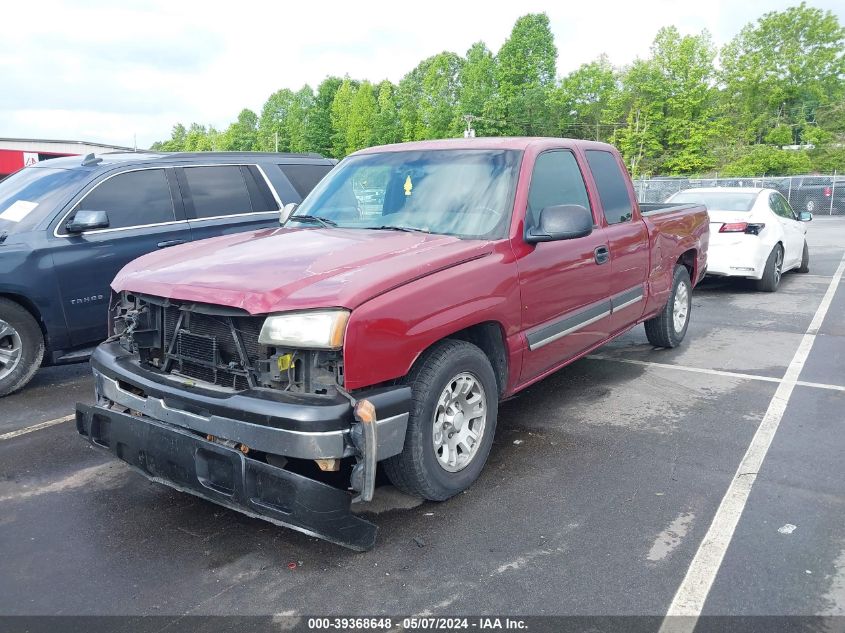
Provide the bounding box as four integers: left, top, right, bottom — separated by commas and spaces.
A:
258, 310, 350, 349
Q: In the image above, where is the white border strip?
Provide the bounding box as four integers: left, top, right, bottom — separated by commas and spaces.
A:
659, 253, 845, 631
587, 355, 845, 393
0, 415, 75, 441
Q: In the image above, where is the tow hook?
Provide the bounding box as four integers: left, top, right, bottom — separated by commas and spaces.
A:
349, 399, 378, 503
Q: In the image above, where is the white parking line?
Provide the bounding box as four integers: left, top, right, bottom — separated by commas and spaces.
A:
587, 355, 845, 392
659, 253, 845, 632
0, 414, 75, 441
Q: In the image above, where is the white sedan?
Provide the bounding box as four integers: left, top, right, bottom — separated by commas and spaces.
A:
666, 187, 812, 292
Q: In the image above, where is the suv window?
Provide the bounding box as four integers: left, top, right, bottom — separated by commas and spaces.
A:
70, 169, 175, 230
183, 165, 273, 218
527, 151, 592, 229
279, 164, 333, 198
585, 150, 633, 225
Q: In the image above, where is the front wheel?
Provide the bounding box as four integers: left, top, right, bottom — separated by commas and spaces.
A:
644, 265, 692, 348
0, 298, 45, 397
383, 339, 498, 501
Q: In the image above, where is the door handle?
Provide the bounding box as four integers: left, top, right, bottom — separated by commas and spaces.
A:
594, 245, 610, 265
157, 239, 186, 249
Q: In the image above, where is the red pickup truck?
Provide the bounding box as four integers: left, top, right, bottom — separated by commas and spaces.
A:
76, 138, 708, 550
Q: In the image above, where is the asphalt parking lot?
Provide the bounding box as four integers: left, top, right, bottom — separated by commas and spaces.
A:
1, 217, 844, 621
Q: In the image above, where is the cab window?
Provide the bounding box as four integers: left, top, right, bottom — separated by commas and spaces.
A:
585, 150, 633, 225
526, 151, 592, 229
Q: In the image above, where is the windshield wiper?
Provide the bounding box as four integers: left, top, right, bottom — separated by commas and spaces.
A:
287, 215, 337, 228
368, 225, 431, 234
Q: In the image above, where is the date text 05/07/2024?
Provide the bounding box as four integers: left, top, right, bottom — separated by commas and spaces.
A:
306, 617, 528, 630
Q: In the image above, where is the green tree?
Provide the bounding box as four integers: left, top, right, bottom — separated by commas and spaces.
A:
287, 86, 315, 153
456, 42, 499, 136
615, 27, 718, 175
330, 78, 358, 157
396, 52, 463, 141
420, 52, 464, 138
720, 2, 845, 145
373, 80, 402, 145
152, 123, 187, 151
183, 123, 213, 151
219, 108, 258, 151
305, 76, 343, 156
720, 146, 812, 176
495, 13, 557, 135
258, 89, 295, 151
554, 54, 621, 141
346, 81, 378, 153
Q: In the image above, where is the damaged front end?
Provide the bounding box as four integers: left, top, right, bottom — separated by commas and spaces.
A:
76, 292, 410, 550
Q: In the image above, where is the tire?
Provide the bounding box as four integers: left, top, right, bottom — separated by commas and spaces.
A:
797, 240, 810, 273
644, 265, 692, 349
755, 244, 784, 292
383, 339, 498, 501
806, 199, 816, 213
0, 298, 45, 397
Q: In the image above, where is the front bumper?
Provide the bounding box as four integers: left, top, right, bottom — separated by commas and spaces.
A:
76, 403, 378, 550
77, 342, 412, 550
90, 342, 410, 461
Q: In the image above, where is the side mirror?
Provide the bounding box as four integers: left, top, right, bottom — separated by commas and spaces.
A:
280, 202, 298, 225
798, 211, 813, 222
66, 210, 109, 233
525, 204, 593, 244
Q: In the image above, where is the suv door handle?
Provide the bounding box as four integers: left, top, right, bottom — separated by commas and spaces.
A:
594, 245, 610, 265
157, 239, 186, 249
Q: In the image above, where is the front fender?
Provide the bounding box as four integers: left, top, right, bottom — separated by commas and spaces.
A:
342, 243, 522, 391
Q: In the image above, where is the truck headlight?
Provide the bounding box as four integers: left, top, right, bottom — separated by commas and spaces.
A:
258, 310, 350, 350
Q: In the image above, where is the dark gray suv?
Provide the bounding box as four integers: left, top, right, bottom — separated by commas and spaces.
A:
0, 151, 334, 395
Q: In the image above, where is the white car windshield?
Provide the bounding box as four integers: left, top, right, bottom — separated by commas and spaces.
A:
292, 149, 522, 239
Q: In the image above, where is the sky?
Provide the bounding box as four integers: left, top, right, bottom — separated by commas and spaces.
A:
2, 0, 843, 149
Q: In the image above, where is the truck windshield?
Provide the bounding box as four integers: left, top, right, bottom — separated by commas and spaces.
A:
669, 190, 758, 212
0, 167, 92, 234
292, 149, 522, 239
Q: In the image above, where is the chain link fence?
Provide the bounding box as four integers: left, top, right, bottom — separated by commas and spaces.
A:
633, 173, 844, 215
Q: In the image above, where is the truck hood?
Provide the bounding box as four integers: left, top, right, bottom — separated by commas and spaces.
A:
112, 227, 492, 314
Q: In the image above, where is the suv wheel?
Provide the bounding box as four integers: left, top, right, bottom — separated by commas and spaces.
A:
383, 339, 498, 501
0, 298, 45, 397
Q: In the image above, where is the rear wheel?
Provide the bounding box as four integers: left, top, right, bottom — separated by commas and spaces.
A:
383, 339, 498, 501
797, 240, 810, 273
644, 265, 691, 349
755, 244, 784, 292
0, 298, 44, 397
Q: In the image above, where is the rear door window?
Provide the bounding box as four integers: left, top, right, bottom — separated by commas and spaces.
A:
69, 168, 175, 231
585, 150, 633, 225
278, 164, 333, 198
183, 165, 276, 218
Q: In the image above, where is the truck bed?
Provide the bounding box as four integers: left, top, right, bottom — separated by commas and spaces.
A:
639, 202, 704, 217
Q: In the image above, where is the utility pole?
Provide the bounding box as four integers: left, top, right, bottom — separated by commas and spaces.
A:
275, 131, 279, 153
462, 114, 477, 138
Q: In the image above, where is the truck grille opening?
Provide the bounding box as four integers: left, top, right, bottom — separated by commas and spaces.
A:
161, 305, 263, 391
114, 293, 343, 394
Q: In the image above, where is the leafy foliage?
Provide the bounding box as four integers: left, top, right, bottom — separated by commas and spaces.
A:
153, 6, 845, 175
